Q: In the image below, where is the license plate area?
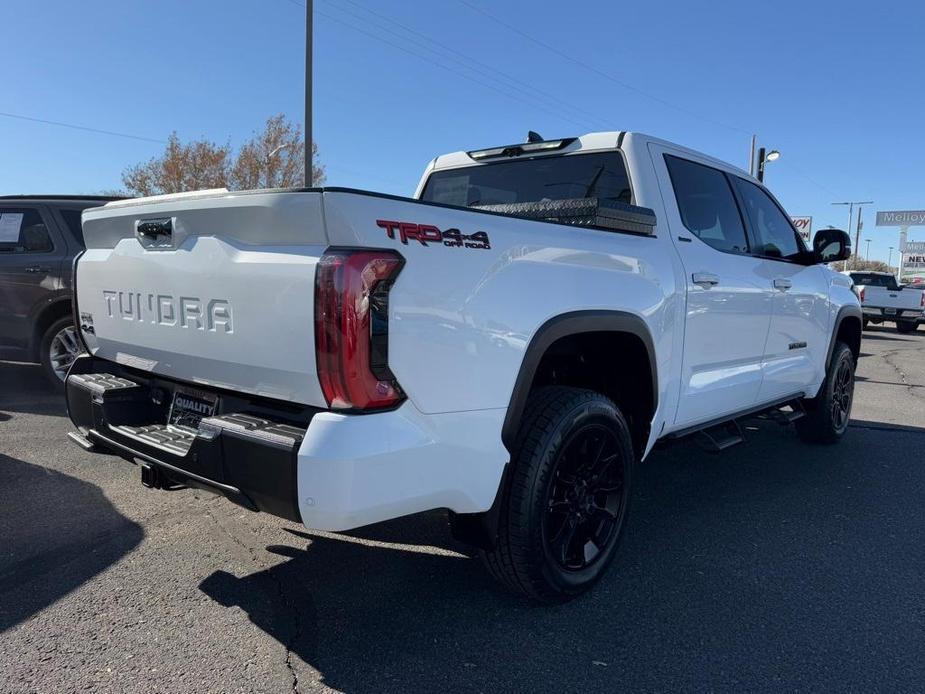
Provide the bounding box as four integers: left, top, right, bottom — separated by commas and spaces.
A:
884, 308, 897, 315
168, 387, 218, 432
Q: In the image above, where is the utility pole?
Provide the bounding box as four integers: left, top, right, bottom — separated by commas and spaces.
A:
832, 200, 873, 269
748, 135, 756, 176
305, 0, 313, 187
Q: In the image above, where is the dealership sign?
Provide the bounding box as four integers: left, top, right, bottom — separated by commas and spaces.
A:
790, 216, 812, 242
876, 210, 925, 226
905, 241, 925, 270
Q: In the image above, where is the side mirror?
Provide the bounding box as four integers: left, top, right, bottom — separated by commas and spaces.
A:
813, 228, 851, 264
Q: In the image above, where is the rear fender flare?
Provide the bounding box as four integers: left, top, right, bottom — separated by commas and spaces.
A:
500, 310, 658, 451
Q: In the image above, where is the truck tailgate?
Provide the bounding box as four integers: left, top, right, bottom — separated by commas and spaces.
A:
77, 190, 329, 406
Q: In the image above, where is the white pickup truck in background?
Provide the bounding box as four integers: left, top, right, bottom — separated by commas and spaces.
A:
66, 131, 862, 601
846, 271, 924, 333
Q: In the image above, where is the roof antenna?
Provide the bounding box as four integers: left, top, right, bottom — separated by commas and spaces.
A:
527, 130, 544, 143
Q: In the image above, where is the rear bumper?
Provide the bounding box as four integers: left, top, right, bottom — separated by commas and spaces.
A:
862, 307, 924, 321
66, 354, 509, 531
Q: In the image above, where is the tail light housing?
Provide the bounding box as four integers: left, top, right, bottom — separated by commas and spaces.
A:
858, 286, 865, 303
920, 290, 925, 308
314, 249, 405, 411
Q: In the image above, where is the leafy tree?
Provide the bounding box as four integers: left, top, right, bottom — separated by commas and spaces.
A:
121, 115, 324, 196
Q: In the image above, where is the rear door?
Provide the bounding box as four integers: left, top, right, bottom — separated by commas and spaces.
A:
0, 204, 67, 350
730, 177, 830, 400
650, 145, 773, 429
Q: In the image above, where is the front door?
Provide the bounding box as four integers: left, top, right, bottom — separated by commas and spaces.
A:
650, 146, 773, 430
730, 177, 829, 400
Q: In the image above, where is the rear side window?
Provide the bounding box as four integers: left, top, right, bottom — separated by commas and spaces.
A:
59, 208, 85, 245
732, 178, 803, 260
0, 208, 53, 253
664, 155, 749, 254
421, 152, 632, 208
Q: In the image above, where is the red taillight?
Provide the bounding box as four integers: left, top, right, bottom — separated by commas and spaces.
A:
314, 249, 405, 411
920, 290, 925, 308
858, 286, 865, 303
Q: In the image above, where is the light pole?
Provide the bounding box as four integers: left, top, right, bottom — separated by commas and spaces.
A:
756, 147, 780, 183
305, 0, 313, 186
865, 238, 871, 261
832, 200, 873, 269
888, 246, 894, 269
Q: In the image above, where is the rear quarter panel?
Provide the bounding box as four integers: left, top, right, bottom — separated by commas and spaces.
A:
322, 189, 682, 436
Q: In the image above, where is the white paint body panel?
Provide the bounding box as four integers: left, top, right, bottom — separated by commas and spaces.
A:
75, 132, 860, 530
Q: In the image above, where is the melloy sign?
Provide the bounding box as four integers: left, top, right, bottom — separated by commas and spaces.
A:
790, 216, 812, 242
905, 241, 925, 271
875, 210, 925, 227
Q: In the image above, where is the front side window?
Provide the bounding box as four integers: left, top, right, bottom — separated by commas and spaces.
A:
733, 178, 803, 260
664, 155, 749, 254
0, 208, 53, 254
421, 152, 632, 208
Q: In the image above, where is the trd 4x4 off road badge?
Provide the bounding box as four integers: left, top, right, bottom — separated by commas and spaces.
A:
376, 220, 491, 250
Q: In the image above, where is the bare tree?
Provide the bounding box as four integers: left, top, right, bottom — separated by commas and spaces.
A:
122, 133, 231, 196
121, 115, 325, 196
845, 256, 893, 273
230, 115, 325, 189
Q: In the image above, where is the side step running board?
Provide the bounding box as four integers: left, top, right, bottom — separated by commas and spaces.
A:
669, 395, 807, 453
696, 420, 745, 453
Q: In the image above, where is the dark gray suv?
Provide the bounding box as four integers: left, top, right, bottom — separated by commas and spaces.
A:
0, 195, 121, 387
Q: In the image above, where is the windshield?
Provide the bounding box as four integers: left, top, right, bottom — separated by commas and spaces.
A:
420, 152, 632, 208
850, 273, 899, 290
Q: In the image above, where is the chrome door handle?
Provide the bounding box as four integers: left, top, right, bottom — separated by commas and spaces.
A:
24, 265, 50, 273
692, 272, 720, 288
773, 278, 793, 291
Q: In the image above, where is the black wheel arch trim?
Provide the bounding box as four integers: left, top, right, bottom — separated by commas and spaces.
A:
500, 310, 658, 452
826, 304, 863, 368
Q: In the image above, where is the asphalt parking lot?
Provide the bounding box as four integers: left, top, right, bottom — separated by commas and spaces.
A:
1, 327, 923, 693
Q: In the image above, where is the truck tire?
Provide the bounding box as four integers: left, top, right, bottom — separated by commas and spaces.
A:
795, 342, 855, 444
481, 386, 633, 602
40, 316, 81, 390
896, 320, 918, 334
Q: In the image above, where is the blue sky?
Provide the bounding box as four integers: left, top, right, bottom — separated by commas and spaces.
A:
3, 0, 923, 263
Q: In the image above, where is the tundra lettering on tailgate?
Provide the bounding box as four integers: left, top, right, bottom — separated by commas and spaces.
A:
102, 291, 233, 333
376, 219, 491, 249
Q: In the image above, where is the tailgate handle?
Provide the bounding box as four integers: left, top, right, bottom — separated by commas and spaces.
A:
135, 217, 173, 245
137, 218, 172, 239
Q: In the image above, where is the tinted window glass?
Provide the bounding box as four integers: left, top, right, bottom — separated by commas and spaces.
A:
0, 208, 53, 254
59, 208, 85, 245
664, 155, 749, 254
733, 178, 802, 260
850, 273, 898, 289
421, 152, 631, 208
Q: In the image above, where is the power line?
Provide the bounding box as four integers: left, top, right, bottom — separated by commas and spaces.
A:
332, 0, 612, 131
0, 111, 166, 144
281, 0, 603, 131
457, 0, 752, 136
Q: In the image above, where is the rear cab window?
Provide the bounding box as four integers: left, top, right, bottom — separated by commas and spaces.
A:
420, 152, 632, 208
850, 273, 898, 290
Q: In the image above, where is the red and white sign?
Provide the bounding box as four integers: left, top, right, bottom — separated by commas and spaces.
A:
791, 216, 812, 243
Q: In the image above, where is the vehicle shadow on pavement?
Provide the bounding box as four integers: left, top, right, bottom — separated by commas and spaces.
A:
200, 420, 925, 692
0, 361, 67, 417
0, 454, 143, 632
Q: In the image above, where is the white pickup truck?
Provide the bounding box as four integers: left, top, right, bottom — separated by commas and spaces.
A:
66, 132, 861, 601
846, 271, 924, 333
